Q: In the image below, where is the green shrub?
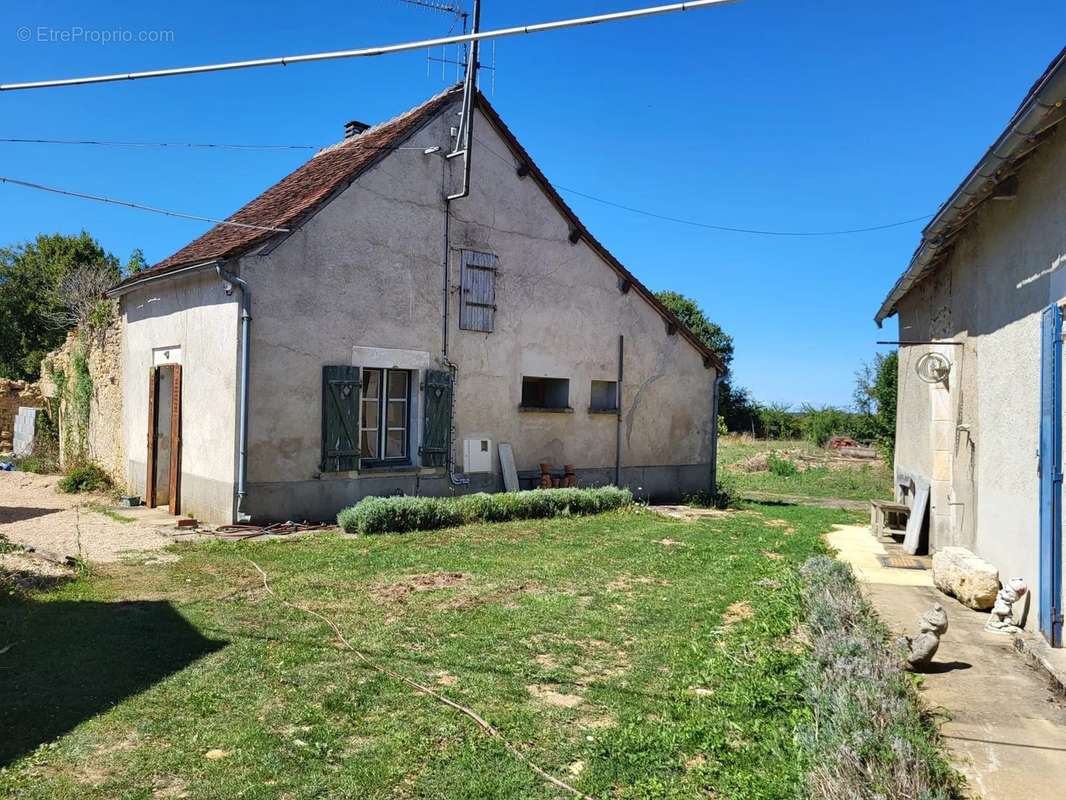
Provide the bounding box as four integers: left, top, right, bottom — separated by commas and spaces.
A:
13, 453, 59, 474
337, 495, 461, 535
337, 486, 633, 535
767, 453, 799, 477
57, 463, 112, 494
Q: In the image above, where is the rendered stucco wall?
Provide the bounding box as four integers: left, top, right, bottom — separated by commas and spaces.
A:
892, 123, 1066, 631
121, 271, 240, 522
239, 102, 716, 520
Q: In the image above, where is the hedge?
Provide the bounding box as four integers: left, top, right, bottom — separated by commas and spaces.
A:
337, 486, 633, 535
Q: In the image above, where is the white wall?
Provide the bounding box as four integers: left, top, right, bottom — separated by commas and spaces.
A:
238, 99, 716, 517
893, 123, 1066, 630
121, 270, 240, 521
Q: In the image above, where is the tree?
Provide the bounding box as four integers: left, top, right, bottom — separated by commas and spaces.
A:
0, 232, 122, 380
654, 290, 758, 432
872, 351, 898, 459
853, 351, 898, 458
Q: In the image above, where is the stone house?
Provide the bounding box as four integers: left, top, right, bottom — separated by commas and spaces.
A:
106, 86, 725, 526
875, 47, 1066, 646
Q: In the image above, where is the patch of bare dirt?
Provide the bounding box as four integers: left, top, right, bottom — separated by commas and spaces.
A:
606, 573, 670, 594
0, 472, 177, 563
370, 572, 468, 604
763, 551, 784, 561
527, 683, 585, 708
436, 580, 544, 610
152, 775, 189, 799
735, 448, 879, 474
650, 505, 732, 521
430, 670, 458, 687
655, 538, 684, 547
722, 600, 754, 626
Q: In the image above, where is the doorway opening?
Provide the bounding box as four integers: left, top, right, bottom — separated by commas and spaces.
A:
146, 364, 182, 514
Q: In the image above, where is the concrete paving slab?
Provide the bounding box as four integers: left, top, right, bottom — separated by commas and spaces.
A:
828, 523, 1066, 800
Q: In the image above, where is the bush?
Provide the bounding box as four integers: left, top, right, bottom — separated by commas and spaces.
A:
766, 453, 799, 477
797, 557, 964, 800
13, 453, 58, 474
337, 486, 633, 534
57, 463, 112, 494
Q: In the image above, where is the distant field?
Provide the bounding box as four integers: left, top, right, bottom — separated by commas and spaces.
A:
719, 437, 893, 502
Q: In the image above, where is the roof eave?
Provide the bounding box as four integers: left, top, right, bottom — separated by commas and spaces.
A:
874, 46, 1066, 326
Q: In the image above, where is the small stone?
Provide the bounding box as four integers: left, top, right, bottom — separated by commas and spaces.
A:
204, 749, 229, 760
932, 547, 999, 610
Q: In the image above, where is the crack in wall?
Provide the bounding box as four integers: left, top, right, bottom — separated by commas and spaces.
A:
624, 338, 677, 449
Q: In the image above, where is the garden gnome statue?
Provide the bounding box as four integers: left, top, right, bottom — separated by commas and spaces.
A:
985, 577, 1027, 634
900, 604, 949, 669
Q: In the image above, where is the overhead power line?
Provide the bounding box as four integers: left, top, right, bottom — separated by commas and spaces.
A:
554, 185, 933, 236
0, 0, 738, 91
0, 176, 290, 232
470, 133, 933, 237
0, 133, 932, 237
0, 137, 318, 151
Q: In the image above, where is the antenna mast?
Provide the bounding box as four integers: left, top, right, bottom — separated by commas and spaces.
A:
447, 0, 480, 200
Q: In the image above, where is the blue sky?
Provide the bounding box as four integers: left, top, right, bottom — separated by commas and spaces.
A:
2, 1, 1063, 406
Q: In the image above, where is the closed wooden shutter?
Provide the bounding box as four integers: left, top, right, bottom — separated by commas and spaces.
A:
169, 364, 182, 514
421, 369, 453, 467
321, 365, 362, 472
459, 250, 497, 332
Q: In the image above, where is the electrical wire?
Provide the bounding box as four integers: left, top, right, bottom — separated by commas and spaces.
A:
554, 185, 933, 236
0, 176, 290, 232
0, 137, 318, 151
471, 133, 933, 237
0, 133, 931, 238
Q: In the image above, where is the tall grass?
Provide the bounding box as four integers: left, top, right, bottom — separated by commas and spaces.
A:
797, 557, 964, 800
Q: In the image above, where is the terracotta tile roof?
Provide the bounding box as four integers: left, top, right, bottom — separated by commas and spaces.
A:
112, 84, 463, 289
115, 84, 725, 373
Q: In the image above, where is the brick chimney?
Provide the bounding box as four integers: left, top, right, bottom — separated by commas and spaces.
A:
344, 120, 370, 139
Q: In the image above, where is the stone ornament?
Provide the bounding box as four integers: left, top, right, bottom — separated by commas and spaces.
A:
985, 577, 1028, 635
900, 604, 949, 669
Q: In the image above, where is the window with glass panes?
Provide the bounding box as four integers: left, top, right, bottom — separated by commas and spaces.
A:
359, 368, 411, 462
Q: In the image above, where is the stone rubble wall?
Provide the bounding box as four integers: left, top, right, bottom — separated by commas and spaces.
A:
0, 379, 44, 453
40, 321, 125, 485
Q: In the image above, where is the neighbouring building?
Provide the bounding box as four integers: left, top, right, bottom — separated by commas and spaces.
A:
106, 86, 725, 526
875, 47, 1066, 647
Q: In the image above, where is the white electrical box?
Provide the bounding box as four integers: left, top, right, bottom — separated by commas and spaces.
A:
463, 437, 493, 473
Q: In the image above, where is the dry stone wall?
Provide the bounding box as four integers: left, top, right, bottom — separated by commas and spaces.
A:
0, 379, 44, 453
40, 321, 125, 484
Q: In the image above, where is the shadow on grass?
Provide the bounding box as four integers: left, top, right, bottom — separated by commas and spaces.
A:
0, 597, 226, 766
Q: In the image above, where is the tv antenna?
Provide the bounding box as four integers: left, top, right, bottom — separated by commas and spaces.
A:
400, 0, 495, 93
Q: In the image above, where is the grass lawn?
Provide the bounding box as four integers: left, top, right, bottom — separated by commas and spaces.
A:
719, 437, 893, 501
0, 503, 858, 800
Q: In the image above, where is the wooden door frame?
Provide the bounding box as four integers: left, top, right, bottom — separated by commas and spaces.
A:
145, 364, 182, 514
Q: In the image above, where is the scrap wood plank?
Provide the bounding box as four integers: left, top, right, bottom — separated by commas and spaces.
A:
498, 442, 519, 493
903, 479, 929, 555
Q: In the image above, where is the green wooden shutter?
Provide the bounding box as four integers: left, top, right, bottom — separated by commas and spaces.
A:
321, 365, 362, 472
421, 369, 453, 467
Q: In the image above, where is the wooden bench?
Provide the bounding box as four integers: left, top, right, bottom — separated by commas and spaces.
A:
870, 500, 910, 538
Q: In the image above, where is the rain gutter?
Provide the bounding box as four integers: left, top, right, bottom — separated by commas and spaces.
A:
875, 47, 1066, 326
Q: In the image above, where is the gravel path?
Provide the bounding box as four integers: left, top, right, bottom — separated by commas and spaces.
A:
0, 472, 177, 563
